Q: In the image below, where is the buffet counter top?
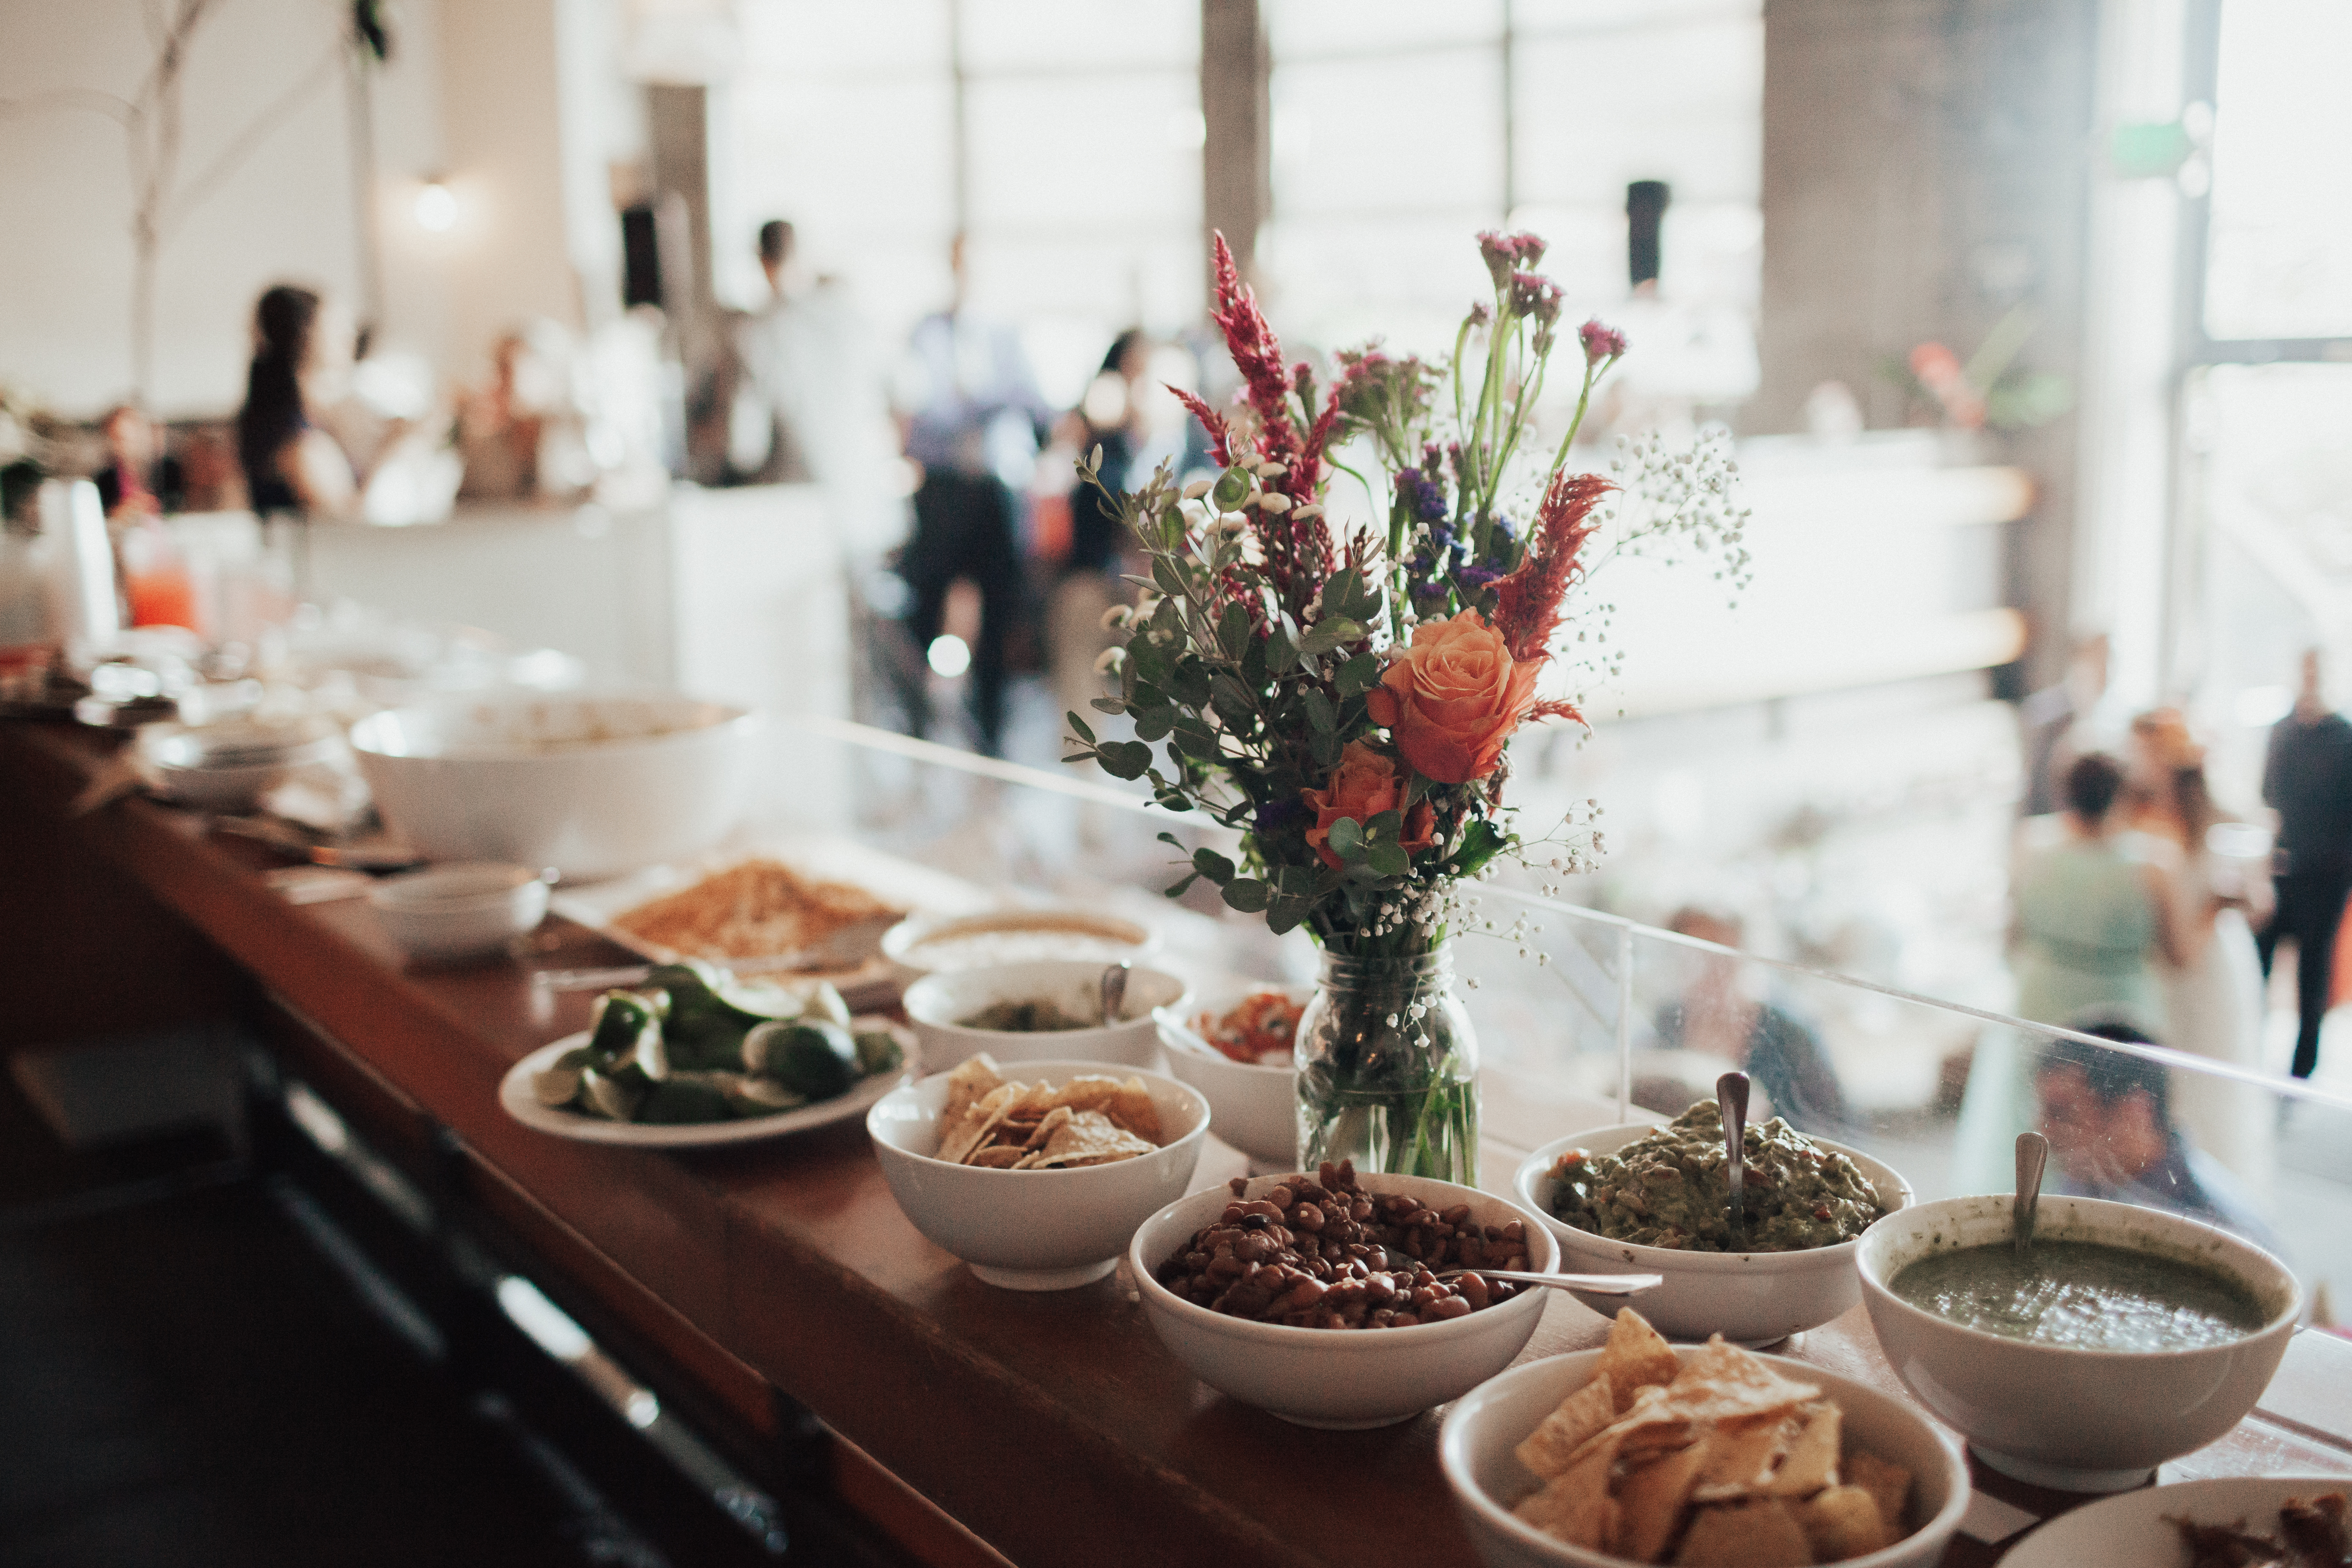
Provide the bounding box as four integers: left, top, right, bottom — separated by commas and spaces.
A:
8, 715, 2350, 1568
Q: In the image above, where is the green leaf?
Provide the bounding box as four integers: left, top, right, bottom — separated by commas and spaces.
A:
1303, 690, 1336, 733
1065, 711, 1097, 745
1335, 652, 1382, 700
1151, 555, 1190, 600
1163, 871, 1201, 898
1363, 808, 1403, 844
1128, 637, 1172, 687
1264, 618, 1297, 672
1212, 465, 1254, 510
1297, 617, 1364, 658
1209, 673, 1256, 728
1449, 818, 1509, 878
1169, 656, 1212, 708
1240, 634, 1268, 687
1266, 895, 1313, 935
1134, 705, 1176, 742
1221, 878, 1271, 914
1327, 815, 1365, 857
1309, 726, 1341, 768
1090, 696, 1127, 714
1366, 842, 1410, 878
1217, 602, 1251, 663
1094, 741, 1153, 780
1191, 848, 1236, 884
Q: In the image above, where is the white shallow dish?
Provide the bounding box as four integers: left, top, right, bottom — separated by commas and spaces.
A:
350, 692, 758, 882
1153, 976, 1308, 1170
881, 907, 1158, 974
2000, 1475, 2351, 1567
1514, 1124, 1914, 1345
1128, 1172, 1557, 1429
370, 861, 549, 961
1856, 1193, 2301, 1493
499, 1023, 917, 1147
867, 1058, 1208, 1291
1440, 1344, 1970, 1568
903, 960, 1189, 1072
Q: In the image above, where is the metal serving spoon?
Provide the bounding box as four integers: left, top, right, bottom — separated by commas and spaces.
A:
2014, 1129, 2050, 1259
1433, 1267, 1665, 1298
1100, 960, 1132, 1025
1719, 1069, 1751, 1238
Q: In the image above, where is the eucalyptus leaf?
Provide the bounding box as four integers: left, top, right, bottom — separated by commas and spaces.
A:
1327, 815, 1364, 857
1367, 842, 1410, 878
1303, 690, 1336, 732
1065, 711, 1096, 744
1335, 652, 1382, 699
1191, 847, 1236, 883
1221, 878, 1270, 914
1217, 602, 1251, 663
1297, 618, 1363, 657
1094, 740, 1153, 780
1134, 705, 1176, 742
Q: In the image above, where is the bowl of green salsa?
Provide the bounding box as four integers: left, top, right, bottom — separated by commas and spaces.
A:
1857, 1194, 2300, 1494
1512, 1102, 1913, 1346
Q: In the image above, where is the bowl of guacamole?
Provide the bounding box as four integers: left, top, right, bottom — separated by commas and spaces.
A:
1857, 1192, 2300, 1494
1513, 1103, 1914, 1345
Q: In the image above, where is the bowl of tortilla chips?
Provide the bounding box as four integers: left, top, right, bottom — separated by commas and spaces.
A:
1440, 1308, 1968, 1568
867, 1054, 1210, 1291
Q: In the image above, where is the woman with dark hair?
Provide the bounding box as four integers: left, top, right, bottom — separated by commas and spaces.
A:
1954, 751, 2187, 1191
235, 283, 355, 518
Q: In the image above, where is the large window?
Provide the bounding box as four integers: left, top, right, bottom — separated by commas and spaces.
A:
721, 0, 1202, 410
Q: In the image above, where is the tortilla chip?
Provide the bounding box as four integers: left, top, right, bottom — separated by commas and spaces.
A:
1514, 1437, 1619, 1549
1612, 1438, 1711, 1563
1022, 1105, 1073, 1149
939, 1082, 1024, 1164
1665, 1338, 1821, 1425
1796, 1485, 1886, 1561
1598, 1308, 1682, 1413
1844, 1450, 1911, 1535
939, 1055, 1004, 1127
1036, 1109, 1155, 1166
1690, 1413, 1795, 1502
1767, 1402, 1841, 1497
1515, 1374, 1618, 1480
1010, 1151, 1046, 1169
966, 1145, 1029, 1168
1673, 1499, 1813, 1567
1043, 1074, 1163, 1142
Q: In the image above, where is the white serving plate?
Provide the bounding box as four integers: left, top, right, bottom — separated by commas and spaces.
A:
552, 835, 989, 1008
499, 1023, 917, 1147
2000, 1475, 2350, 1567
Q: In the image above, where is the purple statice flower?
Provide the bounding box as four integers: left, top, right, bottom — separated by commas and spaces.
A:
1454, 561, 1506, 591
1254, 794, 1308, 837
1510, 272, 1563, 328
1579, 318, 1628, 364
1394, 468, 1449, 526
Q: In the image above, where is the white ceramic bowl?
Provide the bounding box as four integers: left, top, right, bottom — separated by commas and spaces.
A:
348, 693, 758, 882
1439, 1345, 1969, 1568
139, 717, 340, 813
1128, 1172, 1558, 1429
902, 960, 1189, 1072
1514, 1124, 1914, 1345
369, 861, 550, 961
1856, 1193, 2301, 1492
866, 1058, 1209, 1290
880, 907, 1159, 974
1153, 977, 1308, 1169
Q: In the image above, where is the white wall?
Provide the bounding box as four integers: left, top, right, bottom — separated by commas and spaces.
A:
0, 0, 623, 421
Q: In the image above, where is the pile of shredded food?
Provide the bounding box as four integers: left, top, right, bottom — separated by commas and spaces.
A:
611, 859, 900, 961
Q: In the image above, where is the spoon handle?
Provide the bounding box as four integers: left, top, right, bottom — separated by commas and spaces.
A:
1433, 1267, 1665, 1297
2014, 1130, 2050, 1257
1101, 961, 1132, 1026
1719, 1070, 1751, 1237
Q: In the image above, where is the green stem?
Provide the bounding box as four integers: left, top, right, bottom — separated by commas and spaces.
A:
1549, 352, 1620, 474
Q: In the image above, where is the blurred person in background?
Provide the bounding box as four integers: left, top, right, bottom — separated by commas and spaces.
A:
1955, 752, 2186, 1192
1653, 907, 1850, 1133
235, 283, 356, 519
892, 233, 1052, 757
2018, 633, 2111, 819
2259, 648, 2352, 1080
93, 405, 184, 517
2034, 1018, 2283, 1256
2125, 709, 2272, 1192
455, 332, 547, 502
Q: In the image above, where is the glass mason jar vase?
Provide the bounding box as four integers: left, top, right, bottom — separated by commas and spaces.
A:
1294, 944, 1479, 1182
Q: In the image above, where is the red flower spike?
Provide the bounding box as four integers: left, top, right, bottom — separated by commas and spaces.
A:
1170, 385, 1232, 465
1492, 470, 1612, 667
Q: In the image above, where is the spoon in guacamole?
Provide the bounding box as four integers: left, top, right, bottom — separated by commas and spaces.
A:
1718, 1070, 1750, 1237
2014, 1129, 2049, 1259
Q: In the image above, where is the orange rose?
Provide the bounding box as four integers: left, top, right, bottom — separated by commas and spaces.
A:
1301, 740, 1435, 870
1365, 610, 1536, 783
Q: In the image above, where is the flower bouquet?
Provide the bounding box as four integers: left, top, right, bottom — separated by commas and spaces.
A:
1067, 230, 1746, 1180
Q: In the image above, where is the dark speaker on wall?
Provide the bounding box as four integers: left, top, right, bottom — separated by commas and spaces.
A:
621, 202, 662, 309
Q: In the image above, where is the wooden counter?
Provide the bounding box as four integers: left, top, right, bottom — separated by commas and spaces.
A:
7, 716, 2349, 1568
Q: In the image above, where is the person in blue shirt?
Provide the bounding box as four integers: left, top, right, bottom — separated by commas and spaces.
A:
2032, 1017, 2286, 1259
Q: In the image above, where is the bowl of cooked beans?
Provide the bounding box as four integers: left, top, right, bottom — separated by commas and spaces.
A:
1127, 1162, 1558, 1428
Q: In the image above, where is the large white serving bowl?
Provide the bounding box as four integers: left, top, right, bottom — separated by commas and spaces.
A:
1128, 1172, 1557, 1429
1513, 1125, 1913, 1346
1153, 977, 1308, 1170
867, 1057, 1208, 1291
348, 693, 758, 882
902, 960, 1188, 1072
1856, 1193, 2300, 1493
1439, 1344, 1969, 1568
